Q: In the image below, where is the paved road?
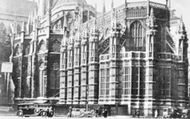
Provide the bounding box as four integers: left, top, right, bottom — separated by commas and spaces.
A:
0, 115, 186, 119
0, 116, 127, 119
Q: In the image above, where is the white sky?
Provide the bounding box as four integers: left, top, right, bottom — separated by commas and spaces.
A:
86, 0, 190, 36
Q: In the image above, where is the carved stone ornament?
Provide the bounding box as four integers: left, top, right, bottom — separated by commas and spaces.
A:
38, 40, 46, 53
52, 62, 59, 70
52, 40, 61, 52
39, 59, 46, 70
14, 44, 20, 56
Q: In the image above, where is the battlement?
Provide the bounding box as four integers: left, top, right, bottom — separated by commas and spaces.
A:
81, 1, 168, 35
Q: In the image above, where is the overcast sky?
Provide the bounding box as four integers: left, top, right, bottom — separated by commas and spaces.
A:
86, 0, 190, 36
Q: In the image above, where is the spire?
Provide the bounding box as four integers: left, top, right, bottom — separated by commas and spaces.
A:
111, 1, 116, 29
169, 0, 171, 9
95, 3, 97, 13
179, 15, 185, 33
150, 7, 155, 17
166, 0, 171, 9
111, 0, 114, 10
166, 0, 168, 7
95, 4, 97, 11
147, 0, 150, 17
102, 0, 105, 35
180, 15, 183, 21
103, 0, 106, 14
39, 0, 45, 16
91, 18, 97, 38
125, 0, 127, 7
87, 5, 90, 21
149, 8, 155, 28
48, 0, 51, 11
21, 21, 25, 32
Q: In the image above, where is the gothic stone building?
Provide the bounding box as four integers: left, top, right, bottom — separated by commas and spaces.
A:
0, 0, 37, 105
11, 0, 188, 116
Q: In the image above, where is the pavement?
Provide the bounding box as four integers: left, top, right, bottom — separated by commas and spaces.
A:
0, 111, 187, 119
0, 112, 182, 119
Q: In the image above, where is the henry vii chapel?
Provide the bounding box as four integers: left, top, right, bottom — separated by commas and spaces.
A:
11, 0, 188, 116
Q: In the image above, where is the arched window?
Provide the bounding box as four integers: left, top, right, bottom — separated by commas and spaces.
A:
155, 24, 162, 52
25, 44, 30, 55
51, 39, 61, 52
130, 21, 144, 51
38, 40, 46, 53
17, 25, 21, 33
13, 44, 20, 56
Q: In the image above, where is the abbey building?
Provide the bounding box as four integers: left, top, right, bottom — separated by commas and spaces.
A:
11, 0, 188, 116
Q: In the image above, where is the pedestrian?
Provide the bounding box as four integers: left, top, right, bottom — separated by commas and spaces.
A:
96, 108, 99, 117
98, 107, 102, 117
104, 109, 108, 118
67, 106, 72, 117
163, 109, 167, 118
102, 109, 105, 117
154, 109, 158, 118
132, 109, 135, 117
136, 109, 140, 118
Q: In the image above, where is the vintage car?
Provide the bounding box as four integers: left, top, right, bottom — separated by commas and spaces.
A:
17, 103, 54, 117
68, 108, 95, 117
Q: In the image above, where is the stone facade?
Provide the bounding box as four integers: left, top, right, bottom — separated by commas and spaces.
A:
11, 0, 188, 116
0, 0, 37, 105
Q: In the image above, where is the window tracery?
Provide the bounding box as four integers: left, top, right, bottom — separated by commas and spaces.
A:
51, 40, 61, 52
38, 40, 46, 53
25, 44, 30, 55
14, 44, 20, 56
130, 21, 144, 51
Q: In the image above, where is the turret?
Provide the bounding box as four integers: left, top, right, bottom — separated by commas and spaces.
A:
88, 18, 99, 104
110, 0, 121, 57
177, 17, 188, 60
146, 8, 156, 58
38, 0, 45, 16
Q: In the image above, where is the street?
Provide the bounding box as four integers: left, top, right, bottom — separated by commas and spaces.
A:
0, 115, 187, 119
0, 116, 128, 119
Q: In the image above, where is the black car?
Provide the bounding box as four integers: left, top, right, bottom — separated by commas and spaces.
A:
17, 103, 54, 117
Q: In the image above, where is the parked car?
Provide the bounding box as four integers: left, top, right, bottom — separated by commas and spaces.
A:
68, 108, 95, 117
16, 103, 54, 117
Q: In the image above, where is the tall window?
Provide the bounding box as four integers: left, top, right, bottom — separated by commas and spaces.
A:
123, 67, 131, 95
25, 44, 30, 55
159, 68, 171, 98
49, 61, 60, 96
130, 21, 144, 51
155, 24, 162, 52
140, 67, 145, 96
132, 67, 139, 96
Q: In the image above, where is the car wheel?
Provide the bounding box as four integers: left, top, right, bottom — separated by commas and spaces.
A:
41, 111, 47, 117
34, 109, 40, 115
48, 111, 54, 117
17, 110, 23, 117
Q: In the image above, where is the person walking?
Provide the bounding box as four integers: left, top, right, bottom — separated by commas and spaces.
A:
136, 109, 140, 118
154, 109, 158, 118
95, 108, 99, 117
98, 107, 102, 117
67, 106, 72, 117
103, 109, 108, 118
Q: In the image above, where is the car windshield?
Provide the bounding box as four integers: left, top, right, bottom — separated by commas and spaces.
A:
18, 104, 35, 109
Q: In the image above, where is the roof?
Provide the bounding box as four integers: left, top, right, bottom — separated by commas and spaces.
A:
53, 0, 87, 8
0, 0, 37, 17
